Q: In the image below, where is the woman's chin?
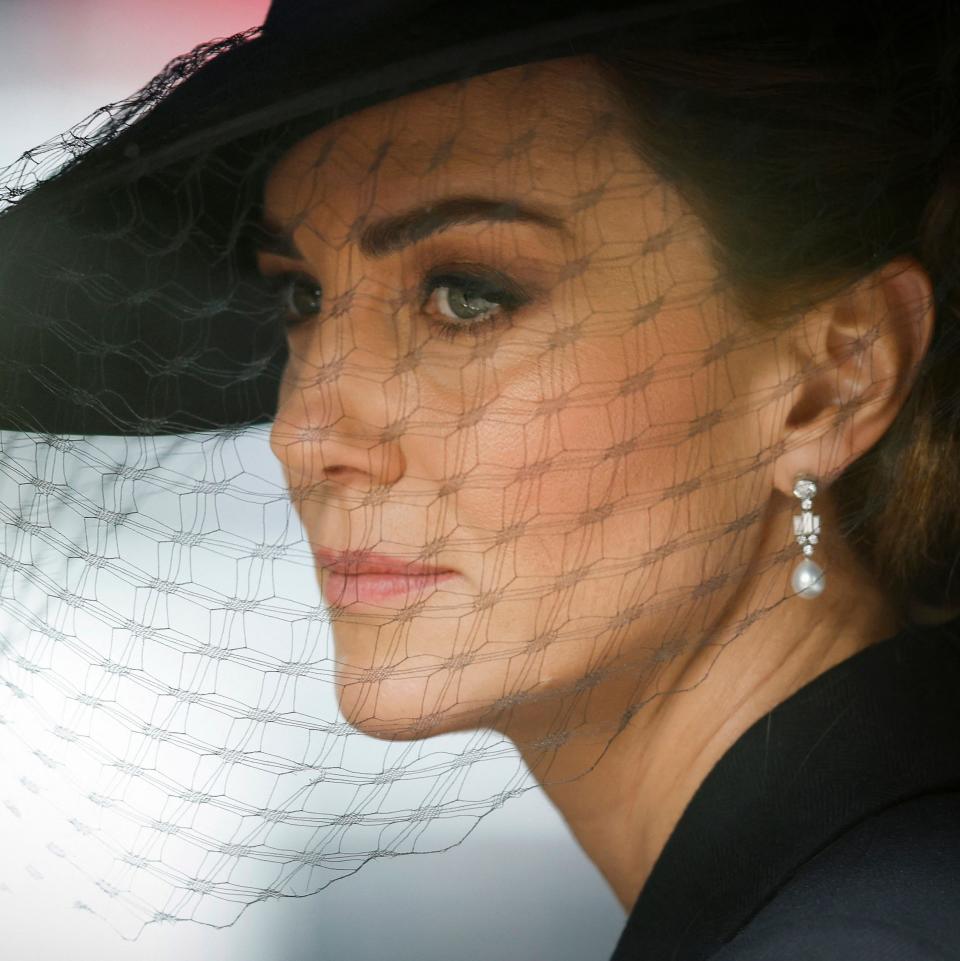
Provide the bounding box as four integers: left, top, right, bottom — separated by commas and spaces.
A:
332, 657, 502, 741
326, 617, 489, 738
333, 682, 475, 740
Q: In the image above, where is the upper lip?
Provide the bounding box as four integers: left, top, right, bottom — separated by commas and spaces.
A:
312, 547, 457, 576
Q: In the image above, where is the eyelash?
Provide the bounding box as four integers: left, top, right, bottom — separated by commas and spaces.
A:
265, 267, 531, 341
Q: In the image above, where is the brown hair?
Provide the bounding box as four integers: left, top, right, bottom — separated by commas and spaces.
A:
589, 3, 960, 620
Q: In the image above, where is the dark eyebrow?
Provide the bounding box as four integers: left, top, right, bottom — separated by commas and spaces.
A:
255, 195, 566, 261
358, 196, 566, 257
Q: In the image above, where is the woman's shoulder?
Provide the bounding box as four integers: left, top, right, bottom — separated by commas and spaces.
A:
711, 790, 960, 960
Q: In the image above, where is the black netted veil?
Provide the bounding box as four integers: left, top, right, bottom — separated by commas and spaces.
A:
0, 0, 957, 943
0, 0, 747, 437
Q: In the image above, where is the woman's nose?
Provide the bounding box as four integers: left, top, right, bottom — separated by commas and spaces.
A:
269, 301, 408, 496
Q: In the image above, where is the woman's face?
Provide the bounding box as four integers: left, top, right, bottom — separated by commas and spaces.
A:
261, 57, 778, 741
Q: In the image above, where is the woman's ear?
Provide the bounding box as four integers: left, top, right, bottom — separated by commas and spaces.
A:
773, 256, 936, 498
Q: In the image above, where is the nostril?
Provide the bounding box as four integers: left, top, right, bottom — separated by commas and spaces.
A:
322, 464, 367, 487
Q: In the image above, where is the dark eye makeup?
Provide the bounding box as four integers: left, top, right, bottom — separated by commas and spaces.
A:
266, 272, 322, 326
420, 265, 531, 341
263, 264, 533, 341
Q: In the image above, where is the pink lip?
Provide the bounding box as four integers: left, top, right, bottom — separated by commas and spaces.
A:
312, 547, 460, 606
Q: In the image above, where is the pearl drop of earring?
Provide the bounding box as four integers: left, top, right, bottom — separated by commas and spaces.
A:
791, 558, 825, 598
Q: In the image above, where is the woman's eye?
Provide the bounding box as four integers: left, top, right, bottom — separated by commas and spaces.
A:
422, 271, 528, 340
271, 273, 322, 327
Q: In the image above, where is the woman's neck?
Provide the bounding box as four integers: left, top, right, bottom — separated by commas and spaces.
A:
504, 531, 902, 911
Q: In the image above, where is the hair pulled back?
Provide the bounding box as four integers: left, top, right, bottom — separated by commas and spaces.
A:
592, 1, 960, 621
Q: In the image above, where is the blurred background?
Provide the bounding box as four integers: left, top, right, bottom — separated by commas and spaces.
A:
0, 2, 624, 959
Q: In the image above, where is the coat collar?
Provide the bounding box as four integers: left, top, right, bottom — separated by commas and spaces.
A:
610, 614, 960, 960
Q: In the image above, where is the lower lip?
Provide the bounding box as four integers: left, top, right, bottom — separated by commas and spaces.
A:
321, 570, 460, 606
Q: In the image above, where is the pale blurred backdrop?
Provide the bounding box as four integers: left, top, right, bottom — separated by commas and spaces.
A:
0, 2, 624, 960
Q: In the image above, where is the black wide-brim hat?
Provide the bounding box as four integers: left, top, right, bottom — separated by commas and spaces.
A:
0, 0, 914, 435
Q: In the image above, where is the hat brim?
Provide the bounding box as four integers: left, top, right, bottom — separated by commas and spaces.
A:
0, 0, 742, 436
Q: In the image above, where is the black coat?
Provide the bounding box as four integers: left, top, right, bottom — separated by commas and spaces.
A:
611, 615, 960, 960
